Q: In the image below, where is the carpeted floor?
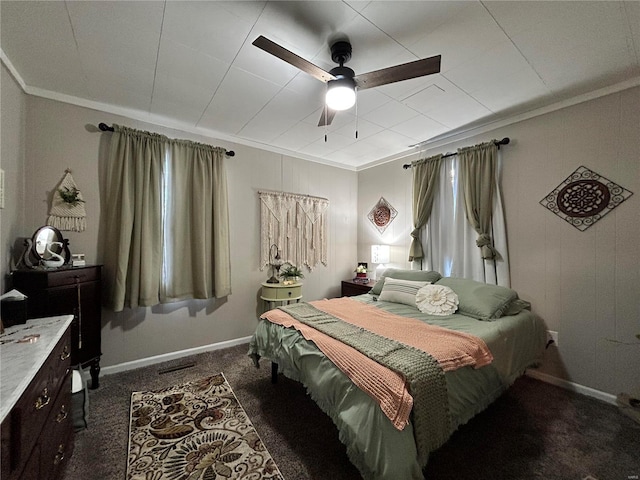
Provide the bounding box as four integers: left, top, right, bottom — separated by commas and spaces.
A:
63, 343, 640, 480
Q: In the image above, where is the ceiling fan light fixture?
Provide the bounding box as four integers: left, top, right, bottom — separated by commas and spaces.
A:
251, 36, 441, 127
326, 78, 356, 111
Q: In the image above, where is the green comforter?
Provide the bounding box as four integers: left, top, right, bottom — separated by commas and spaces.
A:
248, 295, 546, 480
278, 301, 449, 465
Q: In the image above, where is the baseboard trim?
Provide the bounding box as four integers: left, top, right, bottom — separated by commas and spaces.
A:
102, 341, 618, 406
101, 336, 252, 377
526, 369, 617, 405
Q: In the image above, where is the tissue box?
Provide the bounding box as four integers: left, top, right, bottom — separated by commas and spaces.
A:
72, 253, 86, 267
1, 297, 27, 327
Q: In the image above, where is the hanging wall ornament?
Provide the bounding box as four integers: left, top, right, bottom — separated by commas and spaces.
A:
368, 196, 397, 234
259, 190, 329, 271
540, 165, 633, 231
47, 169, 87, 232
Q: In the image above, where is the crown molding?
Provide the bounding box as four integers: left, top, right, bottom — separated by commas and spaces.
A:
357, 76, 640, 171
0, 49, 26, 90
1, 50, 356, 172
4, 48, 637, 174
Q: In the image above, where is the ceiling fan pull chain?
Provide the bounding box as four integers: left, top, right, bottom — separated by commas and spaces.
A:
353, 90, 359, 139
324, 101, 328, 142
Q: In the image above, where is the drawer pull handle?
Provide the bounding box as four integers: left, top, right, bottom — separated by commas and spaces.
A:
56, 405, 68, 423
35, 388, 50, 410
60, 346, 70, 361
53, 444, 65, 465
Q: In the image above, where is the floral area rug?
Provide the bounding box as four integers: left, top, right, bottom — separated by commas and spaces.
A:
127, 373, 284, 480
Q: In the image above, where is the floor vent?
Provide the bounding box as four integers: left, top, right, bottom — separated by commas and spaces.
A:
158, 362, 196, 375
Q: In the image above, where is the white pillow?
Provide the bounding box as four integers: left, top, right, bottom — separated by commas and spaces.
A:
378, 277, 430, 308
416, 284, 459, 316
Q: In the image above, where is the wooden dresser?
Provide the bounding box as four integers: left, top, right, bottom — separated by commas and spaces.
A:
1, 316, 74, 480
12, 265, 102, 388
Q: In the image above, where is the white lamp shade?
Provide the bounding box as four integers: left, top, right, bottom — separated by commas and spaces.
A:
326, 83, 356, 111
371, 245, 390, 264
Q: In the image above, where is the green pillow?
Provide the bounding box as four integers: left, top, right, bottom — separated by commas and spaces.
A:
504, 298, 531, 316
435, 277, 518, 320
378, 278, 430, 308
370, 268, 442, 296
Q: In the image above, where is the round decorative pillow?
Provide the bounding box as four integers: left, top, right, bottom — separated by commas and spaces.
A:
416, 284, 459, 316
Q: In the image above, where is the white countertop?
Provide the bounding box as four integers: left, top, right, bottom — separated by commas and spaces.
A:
0, 315, 73, 422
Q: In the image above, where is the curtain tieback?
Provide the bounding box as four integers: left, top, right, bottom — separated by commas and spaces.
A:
408, 228, 424, 262
476, 233, 497, 260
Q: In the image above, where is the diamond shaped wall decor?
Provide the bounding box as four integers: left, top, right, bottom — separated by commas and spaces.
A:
540, 165, 633, 231
368, 197, 397, 234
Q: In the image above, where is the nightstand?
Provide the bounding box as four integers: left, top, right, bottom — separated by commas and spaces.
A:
261, 282, 302, 311
341, 279, 377, 297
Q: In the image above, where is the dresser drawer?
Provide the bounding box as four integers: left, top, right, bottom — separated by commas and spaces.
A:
13, 267, 100, 289
12, 330, 71, 474
38, 374, 73, 480
1, 415, 11, 477
275, 285, 301, 300
261, 283, 302, 301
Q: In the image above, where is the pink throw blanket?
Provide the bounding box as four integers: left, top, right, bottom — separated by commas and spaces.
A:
261, 297, 493, 430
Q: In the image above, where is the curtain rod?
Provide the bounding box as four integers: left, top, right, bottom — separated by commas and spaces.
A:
402, 137, 510, 169
258, 189, 328, 202
98, 123, 235, 157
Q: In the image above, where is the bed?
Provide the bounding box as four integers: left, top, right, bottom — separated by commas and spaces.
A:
248, 270, 546, 480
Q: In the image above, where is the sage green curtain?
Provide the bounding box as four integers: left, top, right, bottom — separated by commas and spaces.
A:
162, 140, 231, 302
103, 125, 231, 312
458, 141, 498, 259
409, 154, 442, 262
103, 125, 165, 311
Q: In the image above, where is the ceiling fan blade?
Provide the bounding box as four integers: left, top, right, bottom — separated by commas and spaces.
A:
317, 106, 337, 127
354, 55, 441, 90
252, 36, 336, 83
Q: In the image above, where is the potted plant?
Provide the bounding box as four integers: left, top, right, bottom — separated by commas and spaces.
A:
355, 264, 368, 278
58, 186, 85, 206
280, 264, 304, 285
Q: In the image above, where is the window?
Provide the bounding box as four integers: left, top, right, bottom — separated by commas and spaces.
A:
103, 125, 231, 311
413, 144, 510, 286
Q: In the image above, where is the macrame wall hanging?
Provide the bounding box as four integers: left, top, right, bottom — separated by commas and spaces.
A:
47, 169, 87, 232
259, 190, 329, 271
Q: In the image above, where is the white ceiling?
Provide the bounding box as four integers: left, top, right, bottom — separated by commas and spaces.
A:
2, 1, 639, 170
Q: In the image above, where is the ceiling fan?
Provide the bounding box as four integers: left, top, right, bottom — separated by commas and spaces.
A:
252, 35, 441, 127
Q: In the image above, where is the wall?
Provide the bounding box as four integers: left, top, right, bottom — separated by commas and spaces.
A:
3, 91, 357, 368
3, 65, 638, 395
0, 64, 27, 293
358, 86, 640, 397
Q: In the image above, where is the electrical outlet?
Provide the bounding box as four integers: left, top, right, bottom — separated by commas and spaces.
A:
547, 330, 559, 347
